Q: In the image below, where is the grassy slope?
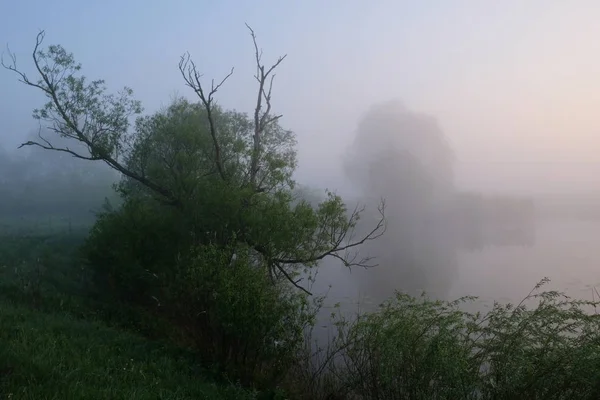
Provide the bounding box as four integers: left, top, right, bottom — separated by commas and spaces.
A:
0, 302, 257, 400
0, 229, 259, 400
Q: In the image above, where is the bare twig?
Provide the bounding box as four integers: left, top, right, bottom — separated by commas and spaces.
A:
273, 262, 312, 295
273, 200, 386, 267
249, 199, 386, 294
2, 32, 54, 99
178, 53, 233, 181
246, 23, 287, 188
18, 124, 101, 161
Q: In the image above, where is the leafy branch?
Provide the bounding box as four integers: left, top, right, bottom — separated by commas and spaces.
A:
1, 30, 178, 204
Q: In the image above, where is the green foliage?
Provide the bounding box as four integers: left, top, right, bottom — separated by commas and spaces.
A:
31, 42, 143, 160
0, 233, 88, 309
3, 39, 386, 393
469, 278, 600, 399
322, 279, 600, 400
82, 195, 321, 387
83, 198, 187, 306
4, 222, 600, 400
0, 230, 181, 339
165, 244, 318, 388
123, 98, 296, 199
5, 29, 385, 283
330, 294, 478, 399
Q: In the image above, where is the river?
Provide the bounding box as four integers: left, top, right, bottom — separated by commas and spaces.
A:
308, 217, 600, 341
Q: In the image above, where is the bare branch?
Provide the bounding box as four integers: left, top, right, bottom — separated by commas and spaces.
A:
178, 53, 233, 181
2, 31, 51, 94
273, 262, 312, 295
19, 140, 97, 160
247, 199, 386, 293
273, 199, 387, 267
17, 124, 102, 161
245, 23, 288, 188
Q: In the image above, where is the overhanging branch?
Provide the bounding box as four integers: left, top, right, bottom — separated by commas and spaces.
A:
3, 30, 179, 206
273, 199, 386, 266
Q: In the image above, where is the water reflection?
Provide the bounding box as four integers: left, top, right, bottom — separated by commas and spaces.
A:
308, 194, 539, 347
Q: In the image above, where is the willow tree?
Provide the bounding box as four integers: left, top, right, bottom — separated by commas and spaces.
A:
2, 26, 385, 295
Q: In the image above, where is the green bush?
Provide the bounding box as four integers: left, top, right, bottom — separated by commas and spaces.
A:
469, 279, 600, 399
82, 198, 190, 307
321, 279, 600, 400
319, 294, 476, 399
82, 198, 317, 389
164, 244, 315, 388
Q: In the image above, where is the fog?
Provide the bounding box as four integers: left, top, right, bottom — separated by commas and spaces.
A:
0, 131, 119, 229
3, 2, 600, 319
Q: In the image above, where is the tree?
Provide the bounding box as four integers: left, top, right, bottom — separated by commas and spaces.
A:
345, 100, 455, 204
2, 26, 386, 294
343, 100, 457, 299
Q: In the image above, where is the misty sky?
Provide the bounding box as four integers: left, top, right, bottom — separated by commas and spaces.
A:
2, 1, 600, 197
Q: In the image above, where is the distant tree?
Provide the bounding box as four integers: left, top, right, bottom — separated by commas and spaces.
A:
343, 100, 457, 298
345, 100, 455, 205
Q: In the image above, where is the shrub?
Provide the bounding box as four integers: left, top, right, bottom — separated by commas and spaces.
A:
82, 198, 190, 307
82, 198, 319, 389
470, 278, 600, 399
164, 244, 317, 388
317, 279, 600, 400
330, 293, 477, 399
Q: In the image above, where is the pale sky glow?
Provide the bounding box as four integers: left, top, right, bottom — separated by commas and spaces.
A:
2, 0, 600, 197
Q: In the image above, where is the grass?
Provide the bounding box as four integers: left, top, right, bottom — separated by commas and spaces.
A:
0, 222, 263, 400
0, 302, 257, 400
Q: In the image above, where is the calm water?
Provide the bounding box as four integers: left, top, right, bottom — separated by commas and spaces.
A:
450, 218, 600, 304
309, 218, 600, 338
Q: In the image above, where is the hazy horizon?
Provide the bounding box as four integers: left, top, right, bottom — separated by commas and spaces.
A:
3, 1, 600, 199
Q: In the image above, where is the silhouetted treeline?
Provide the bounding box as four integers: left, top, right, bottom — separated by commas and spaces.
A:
342, 101, 458, 299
